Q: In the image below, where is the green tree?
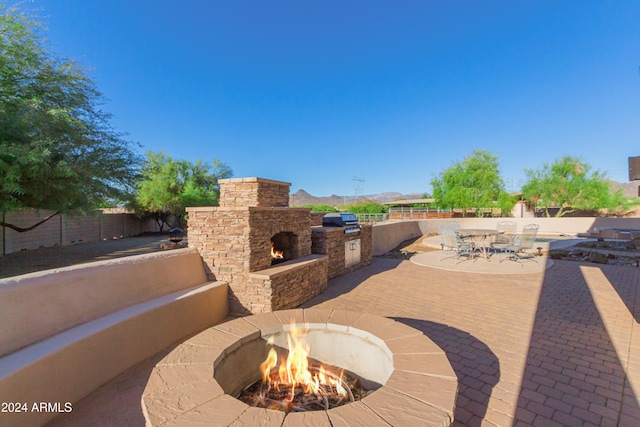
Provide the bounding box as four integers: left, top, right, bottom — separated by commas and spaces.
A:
522, 156, 632, 217
134, 151, 232, 229
0, 5, 140, 232
431, 150, 514, 216
344, 200, 388, 214
300, 204, 338, 212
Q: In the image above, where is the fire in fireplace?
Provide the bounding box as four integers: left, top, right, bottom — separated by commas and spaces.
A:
270, 242, 284, 261
270, 232, 298, 265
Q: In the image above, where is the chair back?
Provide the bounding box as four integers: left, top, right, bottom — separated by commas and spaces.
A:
518, 224, 539, 250
439, 226, 458, 249
495, 221, 517, 244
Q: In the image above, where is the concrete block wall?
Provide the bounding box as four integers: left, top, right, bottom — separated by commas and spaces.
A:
63, 215, 100, 245
3, 211, 62, 254
2, 210, 161, 256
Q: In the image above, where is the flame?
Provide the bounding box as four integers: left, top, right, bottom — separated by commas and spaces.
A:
271, 242, 284, 259
260, 322, 347, 401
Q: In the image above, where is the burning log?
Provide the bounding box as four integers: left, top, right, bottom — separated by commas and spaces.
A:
237, 322, 368, 412
270, 242, 284, 260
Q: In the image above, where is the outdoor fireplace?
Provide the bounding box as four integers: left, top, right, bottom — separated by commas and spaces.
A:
187, 178, 328, 314
142, 309, 458, 426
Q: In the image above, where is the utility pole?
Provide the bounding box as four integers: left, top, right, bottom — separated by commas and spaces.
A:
352, 176, 364, 202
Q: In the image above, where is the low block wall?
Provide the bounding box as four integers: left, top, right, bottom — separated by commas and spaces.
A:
1, 282, 229, 427
0, 248, 210, 357
372, 221, 425, 257
372, 217, 640, 255
0, 248, 230, 427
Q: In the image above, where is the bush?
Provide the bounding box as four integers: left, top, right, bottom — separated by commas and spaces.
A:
343, 200, 388, 214
300, 204, 338, 212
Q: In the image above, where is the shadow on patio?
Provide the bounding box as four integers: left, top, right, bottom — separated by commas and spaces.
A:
513, 261, 640, 426
393, 317, 500, 425
305, 255, 640, 426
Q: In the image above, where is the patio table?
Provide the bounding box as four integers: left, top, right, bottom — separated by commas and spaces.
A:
455, 229, 504, 261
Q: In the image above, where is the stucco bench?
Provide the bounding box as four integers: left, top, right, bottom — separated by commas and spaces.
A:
0, 248, 228, 427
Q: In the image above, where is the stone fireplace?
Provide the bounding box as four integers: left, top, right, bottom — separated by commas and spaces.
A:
187, 178, 328, 315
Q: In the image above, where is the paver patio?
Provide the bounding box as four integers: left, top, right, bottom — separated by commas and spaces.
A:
45, 256, 640, 426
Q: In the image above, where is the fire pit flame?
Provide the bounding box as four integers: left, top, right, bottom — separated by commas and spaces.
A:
258, 322, 350, 407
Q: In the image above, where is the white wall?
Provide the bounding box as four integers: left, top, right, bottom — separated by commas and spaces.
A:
372, 217, 640, 255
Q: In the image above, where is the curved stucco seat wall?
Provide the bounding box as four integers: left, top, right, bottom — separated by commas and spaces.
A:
0, 248, 210, 356
0, 248, 229, 427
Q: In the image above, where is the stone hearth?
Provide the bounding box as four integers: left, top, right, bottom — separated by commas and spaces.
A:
141, 309, 457, 426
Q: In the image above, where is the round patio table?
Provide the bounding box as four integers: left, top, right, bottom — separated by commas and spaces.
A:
455, 229, 504, 261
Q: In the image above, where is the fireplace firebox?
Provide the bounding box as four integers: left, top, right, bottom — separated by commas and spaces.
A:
271, 231, 298, 265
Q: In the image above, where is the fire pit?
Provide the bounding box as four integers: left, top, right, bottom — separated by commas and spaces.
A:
237, 321, 370, 412
142, 308, 457, 426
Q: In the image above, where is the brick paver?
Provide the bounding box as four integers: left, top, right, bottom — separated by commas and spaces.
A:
301, 257, 640, 426
45, 256, 640, 426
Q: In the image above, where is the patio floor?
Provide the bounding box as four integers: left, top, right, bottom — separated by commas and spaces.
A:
46, 256, 640, 426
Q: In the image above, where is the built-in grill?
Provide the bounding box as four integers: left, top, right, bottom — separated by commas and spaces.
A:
322, 213, 361, 234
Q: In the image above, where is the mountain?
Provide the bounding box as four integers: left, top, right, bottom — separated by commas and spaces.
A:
609, 180, 640, 199
291, 180, 640, 208
290, 189, 428, 207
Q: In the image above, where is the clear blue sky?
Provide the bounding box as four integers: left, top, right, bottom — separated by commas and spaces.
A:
29, 0, 640, 197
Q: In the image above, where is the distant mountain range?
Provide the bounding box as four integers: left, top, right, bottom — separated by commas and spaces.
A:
290, 180, 640, 207
289, 189, 428, 207
609, 180, 640, 199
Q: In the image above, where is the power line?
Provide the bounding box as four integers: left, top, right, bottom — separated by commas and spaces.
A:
352, 176, 364, 202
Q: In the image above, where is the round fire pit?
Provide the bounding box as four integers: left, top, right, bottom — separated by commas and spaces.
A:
142, 309, 457, 426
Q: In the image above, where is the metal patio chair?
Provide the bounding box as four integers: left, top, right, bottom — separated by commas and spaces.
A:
439, 225, 477, 264
499, 224, 540, 266
491, 221, 517, 253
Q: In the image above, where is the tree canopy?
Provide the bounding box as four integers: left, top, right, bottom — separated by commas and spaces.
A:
0, 5, 140, 231
521, 156, 632, 217
431, 150, 514, 216
134, 151, 232, 229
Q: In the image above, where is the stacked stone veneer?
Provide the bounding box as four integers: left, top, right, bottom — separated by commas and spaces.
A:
187, 178, 328, 315
311, 225, 373, 279
219, 177, 290, 208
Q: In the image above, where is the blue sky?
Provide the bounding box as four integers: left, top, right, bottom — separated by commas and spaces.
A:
28, 0, 640, 197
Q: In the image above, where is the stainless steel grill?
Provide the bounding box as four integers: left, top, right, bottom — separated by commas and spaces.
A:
322, 213, 361, 234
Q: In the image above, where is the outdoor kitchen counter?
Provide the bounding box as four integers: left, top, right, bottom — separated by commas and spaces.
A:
141, 308, 458, 426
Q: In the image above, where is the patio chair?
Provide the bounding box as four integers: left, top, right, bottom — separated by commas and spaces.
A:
439, 226, 477, 264
499, 224, 540, 266
440, 220, 473, 243
491, 221, 517, 252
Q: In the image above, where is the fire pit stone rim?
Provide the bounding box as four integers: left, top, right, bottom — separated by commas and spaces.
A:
142, 308, 456, 427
